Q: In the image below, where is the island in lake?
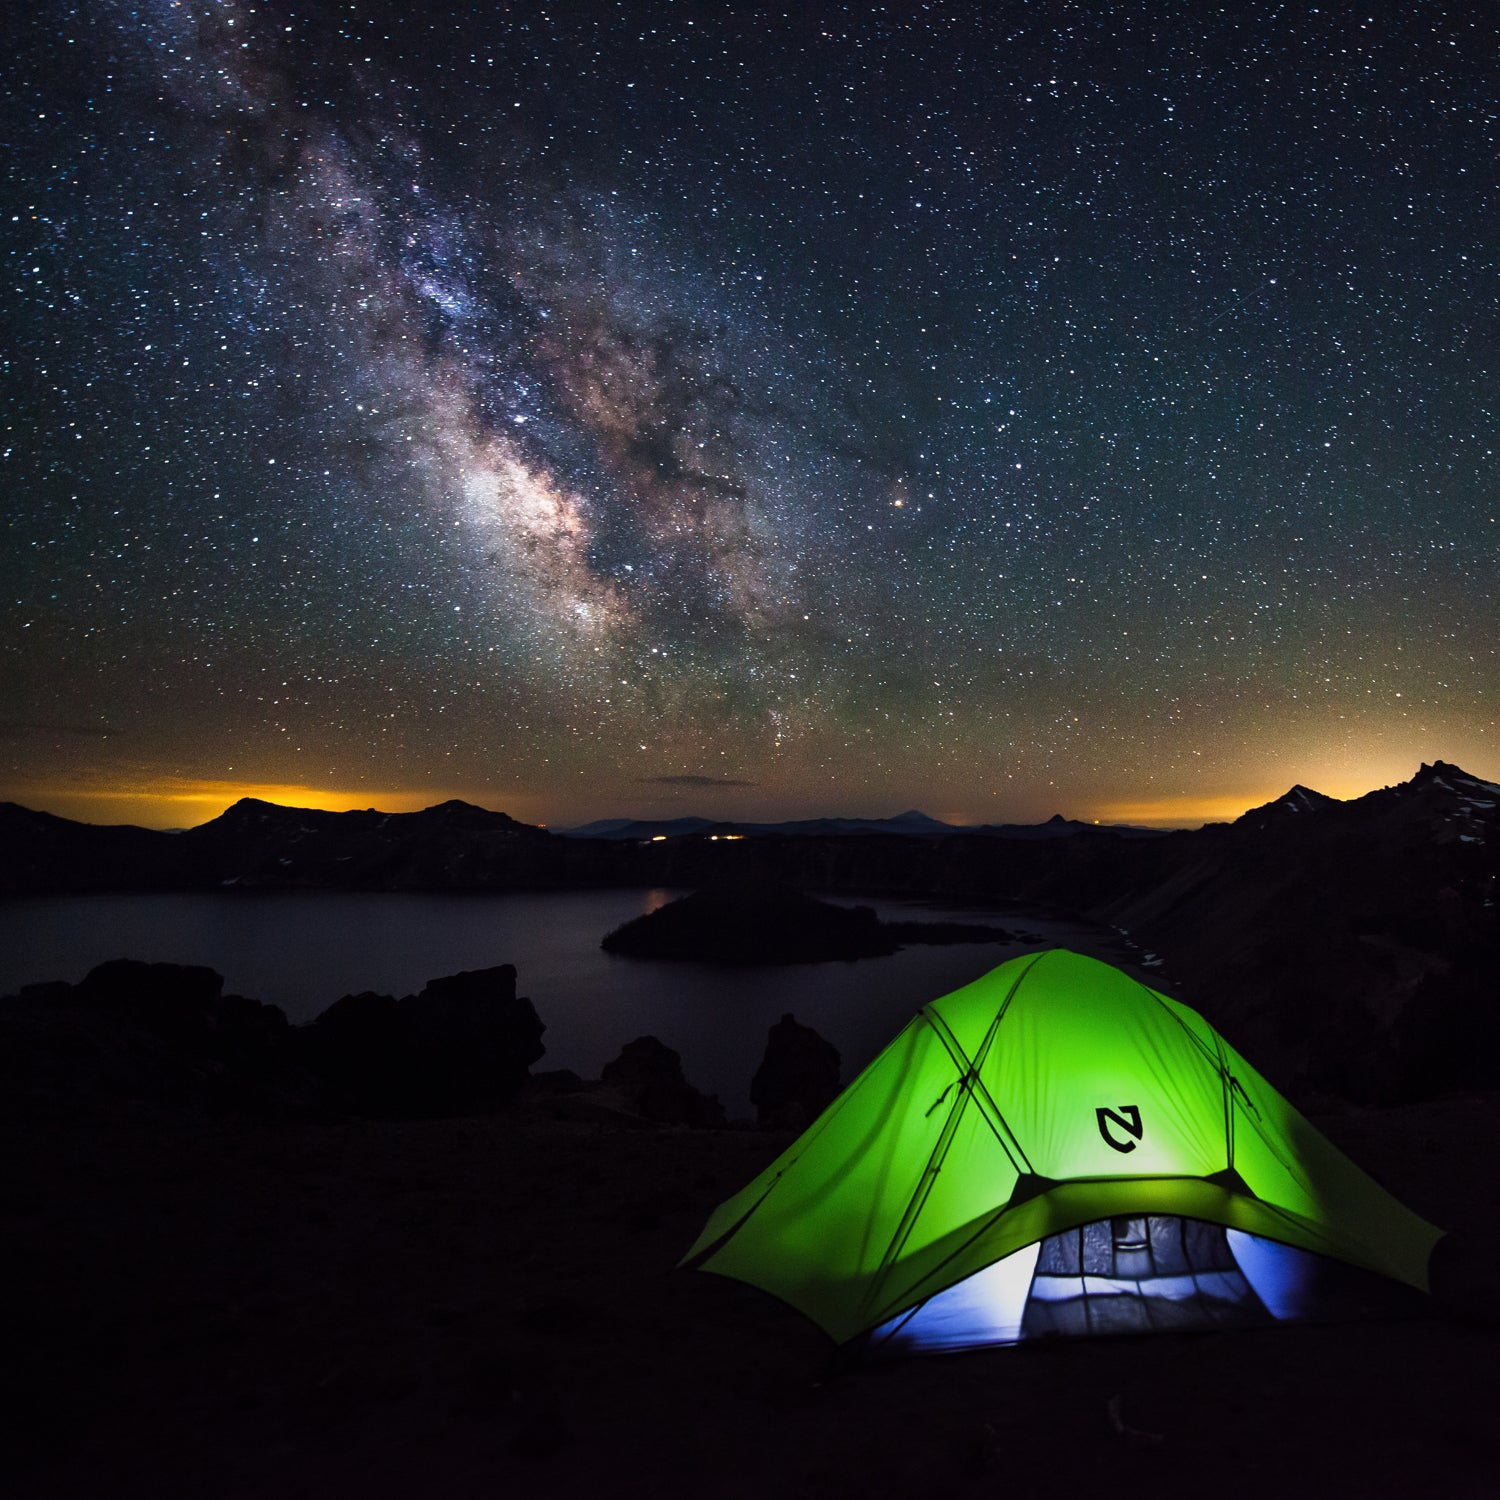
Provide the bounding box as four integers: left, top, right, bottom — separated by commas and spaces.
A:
600, 881, 1019, 964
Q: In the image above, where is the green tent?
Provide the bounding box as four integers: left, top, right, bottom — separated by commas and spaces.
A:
684, 949, 1440, 1352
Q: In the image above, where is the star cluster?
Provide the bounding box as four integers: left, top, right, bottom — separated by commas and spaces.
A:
3, 1, 1496, 826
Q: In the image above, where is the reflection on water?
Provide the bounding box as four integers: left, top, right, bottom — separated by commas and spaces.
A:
0, 889, 1134, 1117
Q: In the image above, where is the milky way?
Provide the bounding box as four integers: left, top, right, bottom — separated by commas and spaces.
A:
3, 2, 1497, 825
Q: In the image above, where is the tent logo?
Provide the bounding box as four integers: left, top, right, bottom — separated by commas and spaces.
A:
1096, 1105, 1144, 1153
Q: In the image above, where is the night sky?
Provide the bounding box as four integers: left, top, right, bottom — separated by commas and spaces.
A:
4, 1, 1497, 830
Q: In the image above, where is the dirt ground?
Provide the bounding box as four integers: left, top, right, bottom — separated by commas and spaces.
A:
6, 1090, 1497, 1499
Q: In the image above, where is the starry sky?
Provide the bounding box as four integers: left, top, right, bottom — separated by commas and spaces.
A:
4, 1, 1497, 830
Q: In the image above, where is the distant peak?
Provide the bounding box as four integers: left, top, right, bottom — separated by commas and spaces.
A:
1045, 813, 1070, 825
1412, 760, 1500, 796
218, 796, 298, 818
415, 799, 536, 830
1236, 783, 1337, 825
1417, 759, 1477, 782
1281, 785, 1331, 809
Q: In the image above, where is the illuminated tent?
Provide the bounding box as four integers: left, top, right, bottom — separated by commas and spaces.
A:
684, 949, 1440, 1354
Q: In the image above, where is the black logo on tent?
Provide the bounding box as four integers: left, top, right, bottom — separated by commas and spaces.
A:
1096, 1105, 1144, 1153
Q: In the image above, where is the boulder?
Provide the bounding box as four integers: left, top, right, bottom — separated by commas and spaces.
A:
402, 965, 546, 1114
9, 960, 305, 1116
751, 1013, 841, 1130
76, 958, 295, 1091
5, 959, 544, 1121
302, 991, 407, 1115
303, 966, 545, 1117
599, 1036, 724, 1126
74, 959, 226, 1042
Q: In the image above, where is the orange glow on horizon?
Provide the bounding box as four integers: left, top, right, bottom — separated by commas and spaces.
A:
0, 778, 1366, 833
6, 777, 513, 830
1087, 772, 1409, 829
7, 747, 1489, 833
1084, 793, 1271, 829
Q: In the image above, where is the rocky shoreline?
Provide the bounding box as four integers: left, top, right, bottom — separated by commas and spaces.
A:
1, 957, 840, 1132
5, 1063, 1495, 1499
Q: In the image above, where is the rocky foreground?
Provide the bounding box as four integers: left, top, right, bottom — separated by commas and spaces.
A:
0, 958, 844, 1130
3, 956, 1498, 1497
3, 1080, 1495, 1499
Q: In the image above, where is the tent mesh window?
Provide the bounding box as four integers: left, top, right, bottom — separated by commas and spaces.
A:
1020, 1215, 1274, 1338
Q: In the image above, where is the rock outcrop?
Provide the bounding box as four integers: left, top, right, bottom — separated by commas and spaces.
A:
598, 1036, 725, 1127
2, 959, 545, 1120
750, 1014, 841, 1130
304, 965, 545, 1117
2, 959, 307, 1116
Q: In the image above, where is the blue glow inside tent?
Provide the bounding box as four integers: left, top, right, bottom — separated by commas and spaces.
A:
864, 1217, 1338, 1354
1226, 1229, 1324, 1321
871, 1242, 1040, 1354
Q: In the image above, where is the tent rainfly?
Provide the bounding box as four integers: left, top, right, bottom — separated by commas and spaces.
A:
683, 949, 1441, 1354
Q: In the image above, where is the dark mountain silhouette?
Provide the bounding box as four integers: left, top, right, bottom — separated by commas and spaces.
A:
558, 807, 1158, 840
0, 798, 1165, 891
189, 797, 552, 889
560, 810, 962, 839
0, 801, 192, 891
968, 812, 1166, 840
562, 815, 727, 840
1091, 761, 1500, 1101
1235, 784, 1343, 830
0, 795, 581, 893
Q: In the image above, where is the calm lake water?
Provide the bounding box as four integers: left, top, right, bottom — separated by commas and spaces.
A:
0, 889, 1137, 1117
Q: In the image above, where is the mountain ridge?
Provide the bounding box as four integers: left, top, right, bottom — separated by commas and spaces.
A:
2, 760, 1496, 891
2, 760, 1497, 1101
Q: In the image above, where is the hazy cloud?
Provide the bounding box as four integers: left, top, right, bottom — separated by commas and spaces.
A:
636, 774, 757, 789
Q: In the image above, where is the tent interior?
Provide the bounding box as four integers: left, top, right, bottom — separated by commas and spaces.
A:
864, 1214, 1416, 1356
